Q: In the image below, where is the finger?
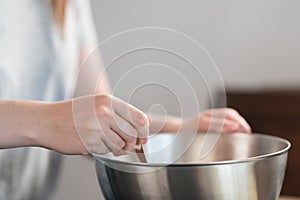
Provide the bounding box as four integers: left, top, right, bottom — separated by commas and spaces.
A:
112, 97, 149, 138
223, 120, 252, 133
110, 112, 138, 141
113, 149, 127, 157
204, 116, 228, 133
122, 137, 136, 153
110, 115, 147, 153
112, 97, 149, 128
136, 126, 149, 139
221, 109, 252, 133
204, 117, 238, 133
234, 116, 252, 133
101, 129, 126, 153
221, 120, 241, 133
205, 108, 238, 119
93, 146, 110, 155
88, 137, 110, 155
205, 108, 252, 134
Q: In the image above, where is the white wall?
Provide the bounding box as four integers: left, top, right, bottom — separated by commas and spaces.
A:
92, 0, 300, 89
53, 1, 300, 199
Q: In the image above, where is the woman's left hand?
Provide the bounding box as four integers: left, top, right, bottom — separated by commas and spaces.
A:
183, 108, 252, 134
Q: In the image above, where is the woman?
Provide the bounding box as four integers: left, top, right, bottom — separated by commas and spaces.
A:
0, 0, 251, 199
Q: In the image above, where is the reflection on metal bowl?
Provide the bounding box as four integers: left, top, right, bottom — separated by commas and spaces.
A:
95, 133, 290, 200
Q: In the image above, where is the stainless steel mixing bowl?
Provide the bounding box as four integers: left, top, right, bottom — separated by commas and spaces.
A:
95, 133, 290, 200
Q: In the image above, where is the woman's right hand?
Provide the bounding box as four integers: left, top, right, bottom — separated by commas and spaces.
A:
41, 94, 149, 156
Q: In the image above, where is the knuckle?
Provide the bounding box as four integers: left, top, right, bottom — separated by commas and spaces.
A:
97, 106, 112, 118
96, 94, 113, 108
100, 94, 112, 102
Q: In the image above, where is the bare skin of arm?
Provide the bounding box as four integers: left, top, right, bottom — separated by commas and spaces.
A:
0, 97, 250, 155
0, 95, 149, 155
0, 48, 250, 155
148, 109, 251, 137
78, 48, 251, 138
0, 100, 47, 149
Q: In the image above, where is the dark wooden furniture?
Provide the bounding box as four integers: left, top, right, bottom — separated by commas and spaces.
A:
279, 196, 300, 200
219, 89, 300, 196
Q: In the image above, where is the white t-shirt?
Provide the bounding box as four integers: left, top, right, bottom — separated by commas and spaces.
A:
0, 0, 98, 100
0, 0, 98, 199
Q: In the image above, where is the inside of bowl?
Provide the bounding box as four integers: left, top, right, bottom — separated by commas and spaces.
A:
95, 132, 290, 165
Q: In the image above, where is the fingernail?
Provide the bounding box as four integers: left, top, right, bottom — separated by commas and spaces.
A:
142, 138, 148, 144
135, 113, 146, 126
138, 115, 150, 128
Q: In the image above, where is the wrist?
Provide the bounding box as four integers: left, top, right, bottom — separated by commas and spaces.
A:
181, 116, 199, 133
37, 101, 67, 152
38, 100, 88, 154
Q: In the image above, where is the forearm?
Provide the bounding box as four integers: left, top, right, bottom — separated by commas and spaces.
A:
0, 95, 152, 155
0, 100, 48, 148
0, 100, 84, 154
39, 100, 86, 154
150, 108, 252, 135
149, 114, 183, 134
149, 113, 202, 134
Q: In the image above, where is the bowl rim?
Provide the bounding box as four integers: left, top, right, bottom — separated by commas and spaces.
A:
93, 132, 291, 167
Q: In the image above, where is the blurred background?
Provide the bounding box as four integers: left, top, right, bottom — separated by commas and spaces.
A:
52, 0, 300, 199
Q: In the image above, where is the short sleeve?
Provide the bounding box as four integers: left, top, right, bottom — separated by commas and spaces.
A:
75, 0, 99, 48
